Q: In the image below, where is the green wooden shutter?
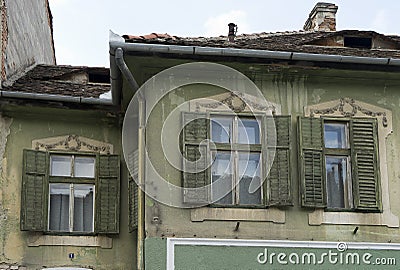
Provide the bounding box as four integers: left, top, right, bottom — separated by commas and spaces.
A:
20, 149, 47, 231
128, 149, 139, 232
299, 117, 326, 208
128, 176, 138, 232
351, 118, 381, 211
182, 112, 210, 204
265, 116, 292, 206
96, 154, 120, 234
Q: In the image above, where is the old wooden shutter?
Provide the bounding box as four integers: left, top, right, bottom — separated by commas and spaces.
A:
96, 154, 120, 234
128, 149, 139, 232
351, 118, 381, 211
182, 112, 210, 204
21, 149, 47, 231
299, 117, 326, 208
128, 177, 138, 232
265, 116, 292, 206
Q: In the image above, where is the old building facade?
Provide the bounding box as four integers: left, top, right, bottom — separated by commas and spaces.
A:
1, 1, 400, 269
0, 65, 136, 269
109, 2, 400, 269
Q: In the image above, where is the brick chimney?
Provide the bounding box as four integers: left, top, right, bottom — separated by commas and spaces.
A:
303, 2, 338, 32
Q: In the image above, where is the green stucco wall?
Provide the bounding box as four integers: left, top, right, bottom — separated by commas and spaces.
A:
144, 238, 166, 270
0, 105, 136, 269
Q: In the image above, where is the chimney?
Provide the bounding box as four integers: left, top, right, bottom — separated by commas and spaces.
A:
303, 2, 338, 32
228, 23, 237, 42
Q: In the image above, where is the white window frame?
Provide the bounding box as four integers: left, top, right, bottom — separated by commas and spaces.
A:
48, 154, 96, 233
210, 114, 263, 206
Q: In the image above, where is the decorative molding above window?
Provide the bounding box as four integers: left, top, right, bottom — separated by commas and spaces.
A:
190, 91, 280, 114
307, 98, 389, 129
304, 98, 398, 228
32, 135, 113, 154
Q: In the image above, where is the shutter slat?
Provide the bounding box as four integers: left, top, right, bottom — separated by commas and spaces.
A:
96, 154, 120, 234
351, 119, 380, 211
266, 116, 292, 206
299, 117, 326, 208
21, 149, 47, 231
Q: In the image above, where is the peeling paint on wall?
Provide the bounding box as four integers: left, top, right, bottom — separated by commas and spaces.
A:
311, 89, 326, 104
0, 115, 12, 174
0, 114, 12, 263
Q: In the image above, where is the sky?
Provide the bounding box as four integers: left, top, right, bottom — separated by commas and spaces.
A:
48, 0, 400, 68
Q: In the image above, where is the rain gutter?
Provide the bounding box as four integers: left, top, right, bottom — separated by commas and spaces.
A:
109, 41, 400, 66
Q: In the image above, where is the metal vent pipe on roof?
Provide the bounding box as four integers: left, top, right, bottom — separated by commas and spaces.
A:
228, 23, 237, 42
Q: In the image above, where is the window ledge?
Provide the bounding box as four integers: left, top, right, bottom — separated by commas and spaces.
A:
308, 209, 399, 228
27, 234, 112, 249
191, 207, 285, 223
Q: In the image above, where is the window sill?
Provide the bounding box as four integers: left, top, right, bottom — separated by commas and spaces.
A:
27, 233, 112, 249
191, 207, 285, 223
308, 209, 399, 228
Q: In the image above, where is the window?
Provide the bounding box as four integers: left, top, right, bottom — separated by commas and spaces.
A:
324, 122, 352, 209
48, 155, 95, 233
210, 116, 262, 206
21, 150, 120, 234
344, 36, 372, 49
299, 117, 381, 212
181, 112, 292, 207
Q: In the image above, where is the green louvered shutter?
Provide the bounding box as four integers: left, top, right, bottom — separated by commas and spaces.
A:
351, 118, 381, 211
265, 116, 292, 206
21, 149, 47, 231
182, 112, 210, 204
128, 177, 138, 232
299, 117, 326, 208
96, 154, 120, 234
128, 149, 139, 232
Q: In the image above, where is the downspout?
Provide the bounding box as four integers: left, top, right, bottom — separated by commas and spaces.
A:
136, 98, 145, 270
114, 47, 145, 270
115, 48, 140, 90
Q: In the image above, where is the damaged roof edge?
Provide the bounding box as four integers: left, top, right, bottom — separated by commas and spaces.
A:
0, 90, 113, 105
109, 32, 400, 106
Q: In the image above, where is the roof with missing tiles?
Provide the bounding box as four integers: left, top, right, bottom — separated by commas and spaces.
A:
123, 30, 400, 59
2, 64, 110, 98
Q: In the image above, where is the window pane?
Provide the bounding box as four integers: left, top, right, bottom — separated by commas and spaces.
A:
73, 184, 94, 232
324, 123, 348, 148
74, 157, 95, 178
211, 117, 232, 143
49, 183, 70, 231
238, 153, 262, 205
326, 156, 353, 209
238, 118, 260, 144
50, 156, 72, 176
211, 152, 233, 205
